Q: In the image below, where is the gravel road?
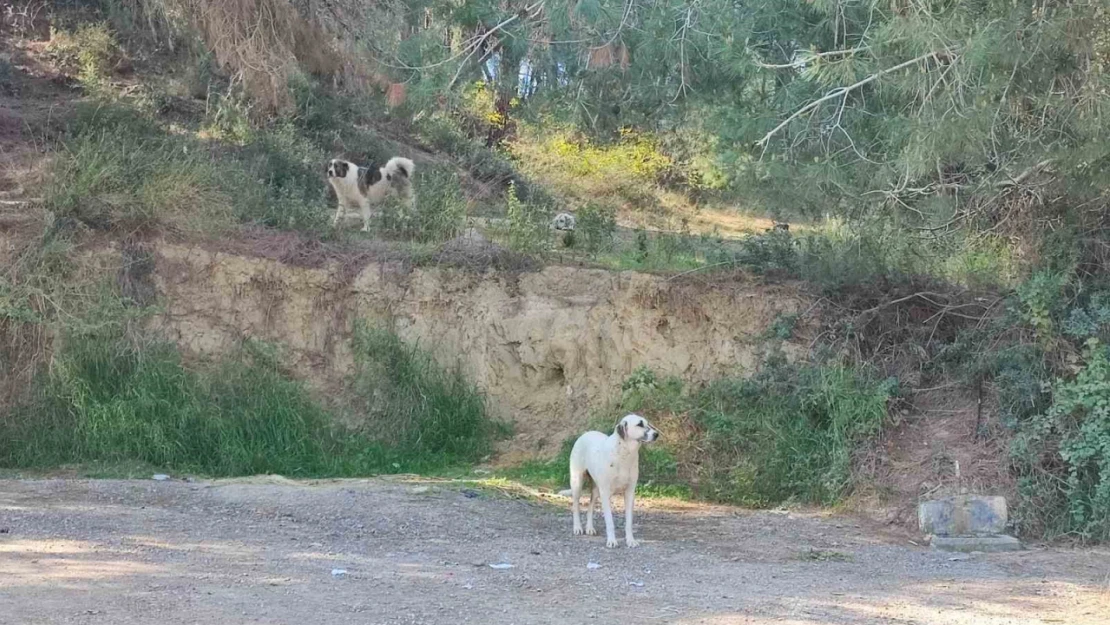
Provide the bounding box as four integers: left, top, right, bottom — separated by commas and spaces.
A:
1, 477, 1107, 624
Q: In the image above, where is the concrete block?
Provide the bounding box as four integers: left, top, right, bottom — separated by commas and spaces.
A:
930, 535, 1023, 553
918, 495, 1008, 536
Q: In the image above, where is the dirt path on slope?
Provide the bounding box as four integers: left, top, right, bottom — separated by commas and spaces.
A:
1, 478, 1107, 625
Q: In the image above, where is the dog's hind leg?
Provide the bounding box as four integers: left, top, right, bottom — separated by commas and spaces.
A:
360, 199, 371, 232
585, 484, 599, 536
405, 188, 416, 215
570, 468, 585, 536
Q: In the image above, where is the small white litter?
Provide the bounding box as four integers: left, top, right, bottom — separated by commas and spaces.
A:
586, 562, 602, 570
628, 581, 644, 587
331, 569, 348, 576
152, 474, 170, 481
488, 563, 515, 570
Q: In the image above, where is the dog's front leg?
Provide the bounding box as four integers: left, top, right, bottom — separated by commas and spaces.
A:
360, 200, 371, 232
598, 486, 618, 548
331, 202, 344, 227
624, 487, 638, 548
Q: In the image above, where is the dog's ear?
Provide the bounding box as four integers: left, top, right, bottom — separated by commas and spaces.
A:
616, 422, 627, 440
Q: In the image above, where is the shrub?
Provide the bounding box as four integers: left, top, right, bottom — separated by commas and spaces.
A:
48, 109, 237, 233
500, 182, 551, 255
575, 204, 617, 254
505, 358, 895, 506
510, 125, 672, 212
1012, 342, 1110, 542
687, 358, 896, 506
46, 22, 121, 88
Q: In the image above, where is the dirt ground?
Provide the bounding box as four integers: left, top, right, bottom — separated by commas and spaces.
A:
1, 477, 1107, 625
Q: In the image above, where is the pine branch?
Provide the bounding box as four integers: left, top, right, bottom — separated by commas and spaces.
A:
752, 46, 870, 70
756, 51, 947, 148
996, 159, 1055, 188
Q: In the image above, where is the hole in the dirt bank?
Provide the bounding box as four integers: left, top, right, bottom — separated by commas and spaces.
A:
118, 240, 157, 308
548, 363, 566, 384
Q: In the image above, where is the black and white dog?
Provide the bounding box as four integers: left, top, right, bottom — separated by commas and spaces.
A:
326, 157, 416, 231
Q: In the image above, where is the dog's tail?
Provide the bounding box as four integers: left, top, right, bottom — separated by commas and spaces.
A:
383, 156, 415, 179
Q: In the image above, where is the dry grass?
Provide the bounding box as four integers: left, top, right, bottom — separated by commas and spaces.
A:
123, 0, 340, 114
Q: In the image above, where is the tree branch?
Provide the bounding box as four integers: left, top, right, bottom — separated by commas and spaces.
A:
751, 46, 870, 70
756, 51, 946, 148
996, 159, 1055, 188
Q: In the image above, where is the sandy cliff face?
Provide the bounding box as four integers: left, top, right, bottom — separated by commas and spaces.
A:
153, 242, 811, 456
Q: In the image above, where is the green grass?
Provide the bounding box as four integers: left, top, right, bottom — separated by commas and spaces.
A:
500, 444, 692, 500
0, 322, 499, 477
348, 323, 507, 460
501, 358, 896, 508
48, 103, 331, 235
689, 358, 896, 506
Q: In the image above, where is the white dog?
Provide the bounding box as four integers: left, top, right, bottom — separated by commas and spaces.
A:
565, 414, 660, 548
326, 156, 416, 232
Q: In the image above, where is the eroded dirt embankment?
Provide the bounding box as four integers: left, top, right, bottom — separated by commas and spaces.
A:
151, 242, 810, 455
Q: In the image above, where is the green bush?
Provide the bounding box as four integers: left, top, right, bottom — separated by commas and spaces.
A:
1, 331, 343, 475
1012, 342, 1110, 542
500, 182, 551, 255
688, 358, 896, 506
46, 22, 120, 88
572, 204, 617, 255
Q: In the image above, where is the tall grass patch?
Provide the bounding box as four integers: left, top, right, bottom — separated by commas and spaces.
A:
0, 321, 499, 475
504, 359, 895, 507
686, 359, 896, 506
377, 167, 467, 243
347, 323, 502, 461
1, 330, 344, 475
46, 104, 330, 235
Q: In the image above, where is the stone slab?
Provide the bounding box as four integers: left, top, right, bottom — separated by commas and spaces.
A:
930, 534, 1023, 553
919, 495, 1008, 536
